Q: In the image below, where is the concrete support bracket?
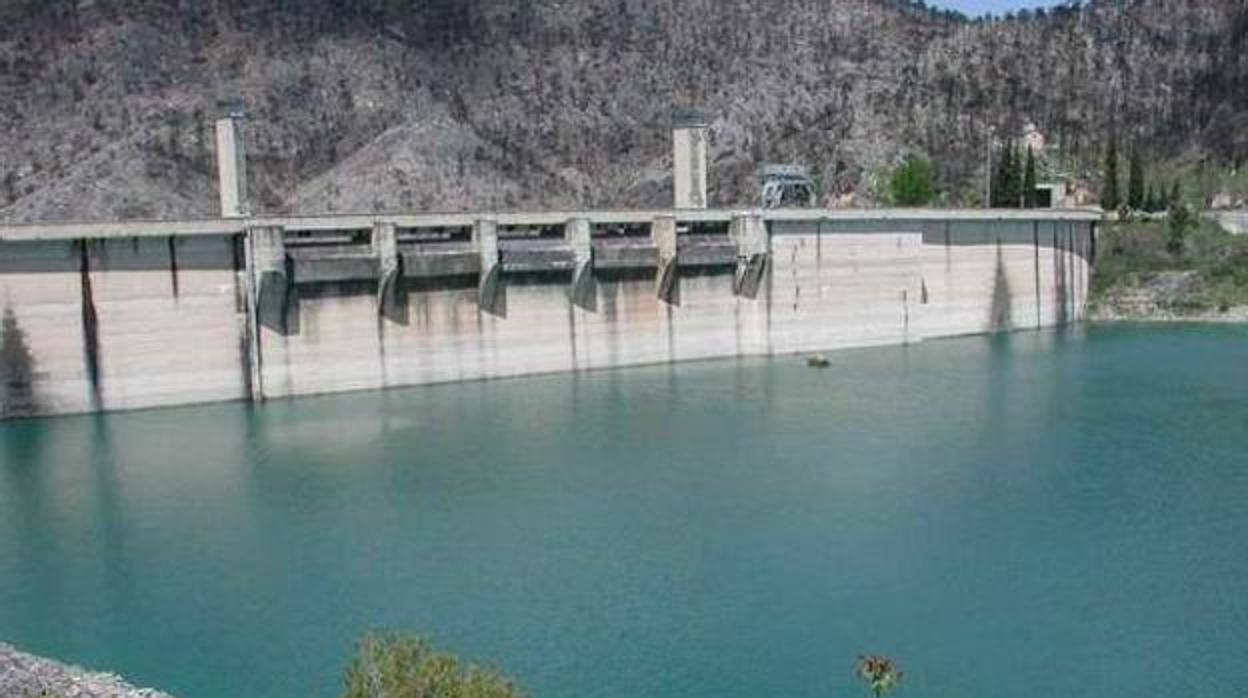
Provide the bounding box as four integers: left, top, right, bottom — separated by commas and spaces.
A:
373, 221, 406, 322
475, 219, 505, 317
566, 218, 596, 311
249, 226, 290, 332
730, 213, 770, 300
653, 216, 679, 305
242, 225, 286, 404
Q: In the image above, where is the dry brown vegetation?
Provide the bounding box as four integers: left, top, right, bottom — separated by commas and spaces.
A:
0, 0, 1245, 221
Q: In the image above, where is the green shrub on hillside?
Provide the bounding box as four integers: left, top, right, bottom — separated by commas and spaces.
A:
1091, 217, 1248, 314
1168, 204, 1196, 255
342, 633, 523, 698
889, 157, 939, 206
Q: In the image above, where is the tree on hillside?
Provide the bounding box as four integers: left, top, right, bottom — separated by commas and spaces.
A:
2, 172, 16, 205
1003, 144, 1024, 208
889, 156, 939, 206
1147, 183, 1169, 213
1102, 140, 1121, 211
1127, 148, 1145, 210
992, 144, 1022, 208
990, 145, 1007, 207
1168, 203, 1195, 256
1023, 146, 1038, 208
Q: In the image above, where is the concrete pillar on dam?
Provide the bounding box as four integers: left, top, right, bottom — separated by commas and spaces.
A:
730, 213, 769, 299
673, 110, 709, 209
566, 218, 595, 312
215, 117, 249, 218
653, 215, 679, 305
242, 225, 288, 401
373, 221, 405, 322
248, 226, 288, 332
475, 219, 504, 317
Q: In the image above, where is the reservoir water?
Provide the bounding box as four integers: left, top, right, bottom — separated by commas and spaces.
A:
2, 325, 1246, 697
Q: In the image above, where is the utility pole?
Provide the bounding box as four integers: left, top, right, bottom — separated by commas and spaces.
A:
985, 125, 995, 208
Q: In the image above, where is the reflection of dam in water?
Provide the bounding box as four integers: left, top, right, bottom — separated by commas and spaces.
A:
0, 208, 1096, 418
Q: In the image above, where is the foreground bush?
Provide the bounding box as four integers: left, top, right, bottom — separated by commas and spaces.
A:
342, 633, 524, 698
856, 655, 903, 697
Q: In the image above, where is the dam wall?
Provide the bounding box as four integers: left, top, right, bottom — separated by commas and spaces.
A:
0, 210, 1096, 418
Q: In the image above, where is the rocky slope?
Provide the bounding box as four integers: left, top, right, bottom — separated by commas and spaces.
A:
0, 643, 173, 698
1089, 216, 1248, 321
1089, 269, 1248, 322
0, 0, 1244, 221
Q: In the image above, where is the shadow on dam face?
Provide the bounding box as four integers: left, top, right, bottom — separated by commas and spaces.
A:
0, 307, 39, 418
78, 240, 103, 410
1054, 226, 1070, 327
989, 240, 1014, 332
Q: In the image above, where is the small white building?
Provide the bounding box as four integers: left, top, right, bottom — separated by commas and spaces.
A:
1021, 122, 1046, 154
1214, 211, 1248, 235
1034, 181, 1073, 209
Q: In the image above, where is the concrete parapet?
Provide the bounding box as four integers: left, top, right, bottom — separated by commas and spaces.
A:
401, 245, 480, 278
566, 218, 595, 311
594, 238, 658, 269
475, 219, 504, 316
499, 239, 575, 273
0, 209, 1101, 244
653, 216, 679, 304
288, 250, 378, 284
678, 234, 737, 267
730, 213, 770, 299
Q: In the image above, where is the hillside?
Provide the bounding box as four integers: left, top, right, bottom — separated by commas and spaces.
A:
0, 0, 1245, 222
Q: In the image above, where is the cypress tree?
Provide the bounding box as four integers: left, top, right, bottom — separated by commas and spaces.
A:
991, 144, 1010, 207
1127, 148, 1145, 210
1023, 146, 1038, 208
1004, 144, 1023, 208
1102, 140, 1120, 211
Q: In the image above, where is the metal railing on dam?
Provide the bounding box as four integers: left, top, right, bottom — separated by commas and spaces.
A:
0, 208, 1100, 419
0, 207, 1100, 240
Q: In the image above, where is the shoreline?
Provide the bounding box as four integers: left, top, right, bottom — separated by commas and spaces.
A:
1087, 305, 1248, 324
0, 643, 173, 698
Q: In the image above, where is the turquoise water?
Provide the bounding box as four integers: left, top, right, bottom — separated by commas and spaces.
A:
2, 325, 1247, 697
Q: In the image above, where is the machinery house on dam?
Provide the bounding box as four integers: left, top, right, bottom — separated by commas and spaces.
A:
0, 112, 1098, 419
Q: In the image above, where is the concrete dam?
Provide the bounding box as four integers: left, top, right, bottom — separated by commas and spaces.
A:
0, 115, 1096, 418
0, 207, 1095, 419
